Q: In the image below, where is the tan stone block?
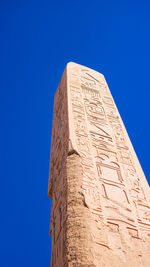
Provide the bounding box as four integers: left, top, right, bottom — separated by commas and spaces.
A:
48, 62, 150, 266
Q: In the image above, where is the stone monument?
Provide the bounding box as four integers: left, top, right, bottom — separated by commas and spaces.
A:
48, 62, 150, 266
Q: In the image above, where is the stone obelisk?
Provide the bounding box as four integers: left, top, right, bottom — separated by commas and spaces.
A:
48, 62, 150, 267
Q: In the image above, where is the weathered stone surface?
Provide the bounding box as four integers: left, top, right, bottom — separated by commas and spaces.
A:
48, 62, 150, 267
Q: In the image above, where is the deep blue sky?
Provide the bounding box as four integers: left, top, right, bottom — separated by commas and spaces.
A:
1, 1, 150, 266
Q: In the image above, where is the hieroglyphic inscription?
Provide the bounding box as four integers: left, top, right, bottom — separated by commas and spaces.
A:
81, 64, 150, 263
69, 84, 102, 213
49, 62, 150, 267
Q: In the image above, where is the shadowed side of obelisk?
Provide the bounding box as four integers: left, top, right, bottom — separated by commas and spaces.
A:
48, 66, 69, 267
66, 153, 97, 267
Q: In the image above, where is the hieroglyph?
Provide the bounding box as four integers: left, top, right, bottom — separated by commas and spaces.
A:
48, 62, 150, 267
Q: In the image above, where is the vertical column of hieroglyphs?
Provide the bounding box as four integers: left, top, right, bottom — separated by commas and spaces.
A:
100, 76, 150, 266
48, 68, 69, 267
80, 66, 132, 266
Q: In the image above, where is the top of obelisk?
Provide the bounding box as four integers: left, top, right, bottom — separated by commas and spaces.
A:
66, 61, 106, 84
66, 61, 104, 75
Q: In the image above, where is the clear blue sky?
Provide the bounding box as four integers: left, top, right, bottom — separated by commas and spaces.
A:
1, 1, 150, 266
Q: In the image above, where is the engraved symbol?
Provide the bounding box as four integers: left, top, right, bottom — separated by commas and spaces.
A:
97, 154, 123, 184
85, 99, 105, 118
81, 71, 97, 90
103, 96, 114, 106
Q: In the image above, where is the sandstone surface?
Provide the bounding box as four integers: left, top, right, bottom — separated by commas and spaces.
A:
48, 62, 150, 266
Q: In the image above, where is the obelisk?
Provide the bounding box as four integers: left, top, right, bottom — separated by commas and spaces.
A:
48, 62, 150, 267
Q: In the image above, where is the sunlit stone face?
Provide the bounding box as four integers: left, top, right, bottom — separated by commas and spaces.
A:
48, 62, 150, 267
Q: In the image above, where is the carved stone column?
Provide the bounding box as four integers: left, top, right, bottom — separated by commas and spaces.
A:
48, 62, 150, 267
